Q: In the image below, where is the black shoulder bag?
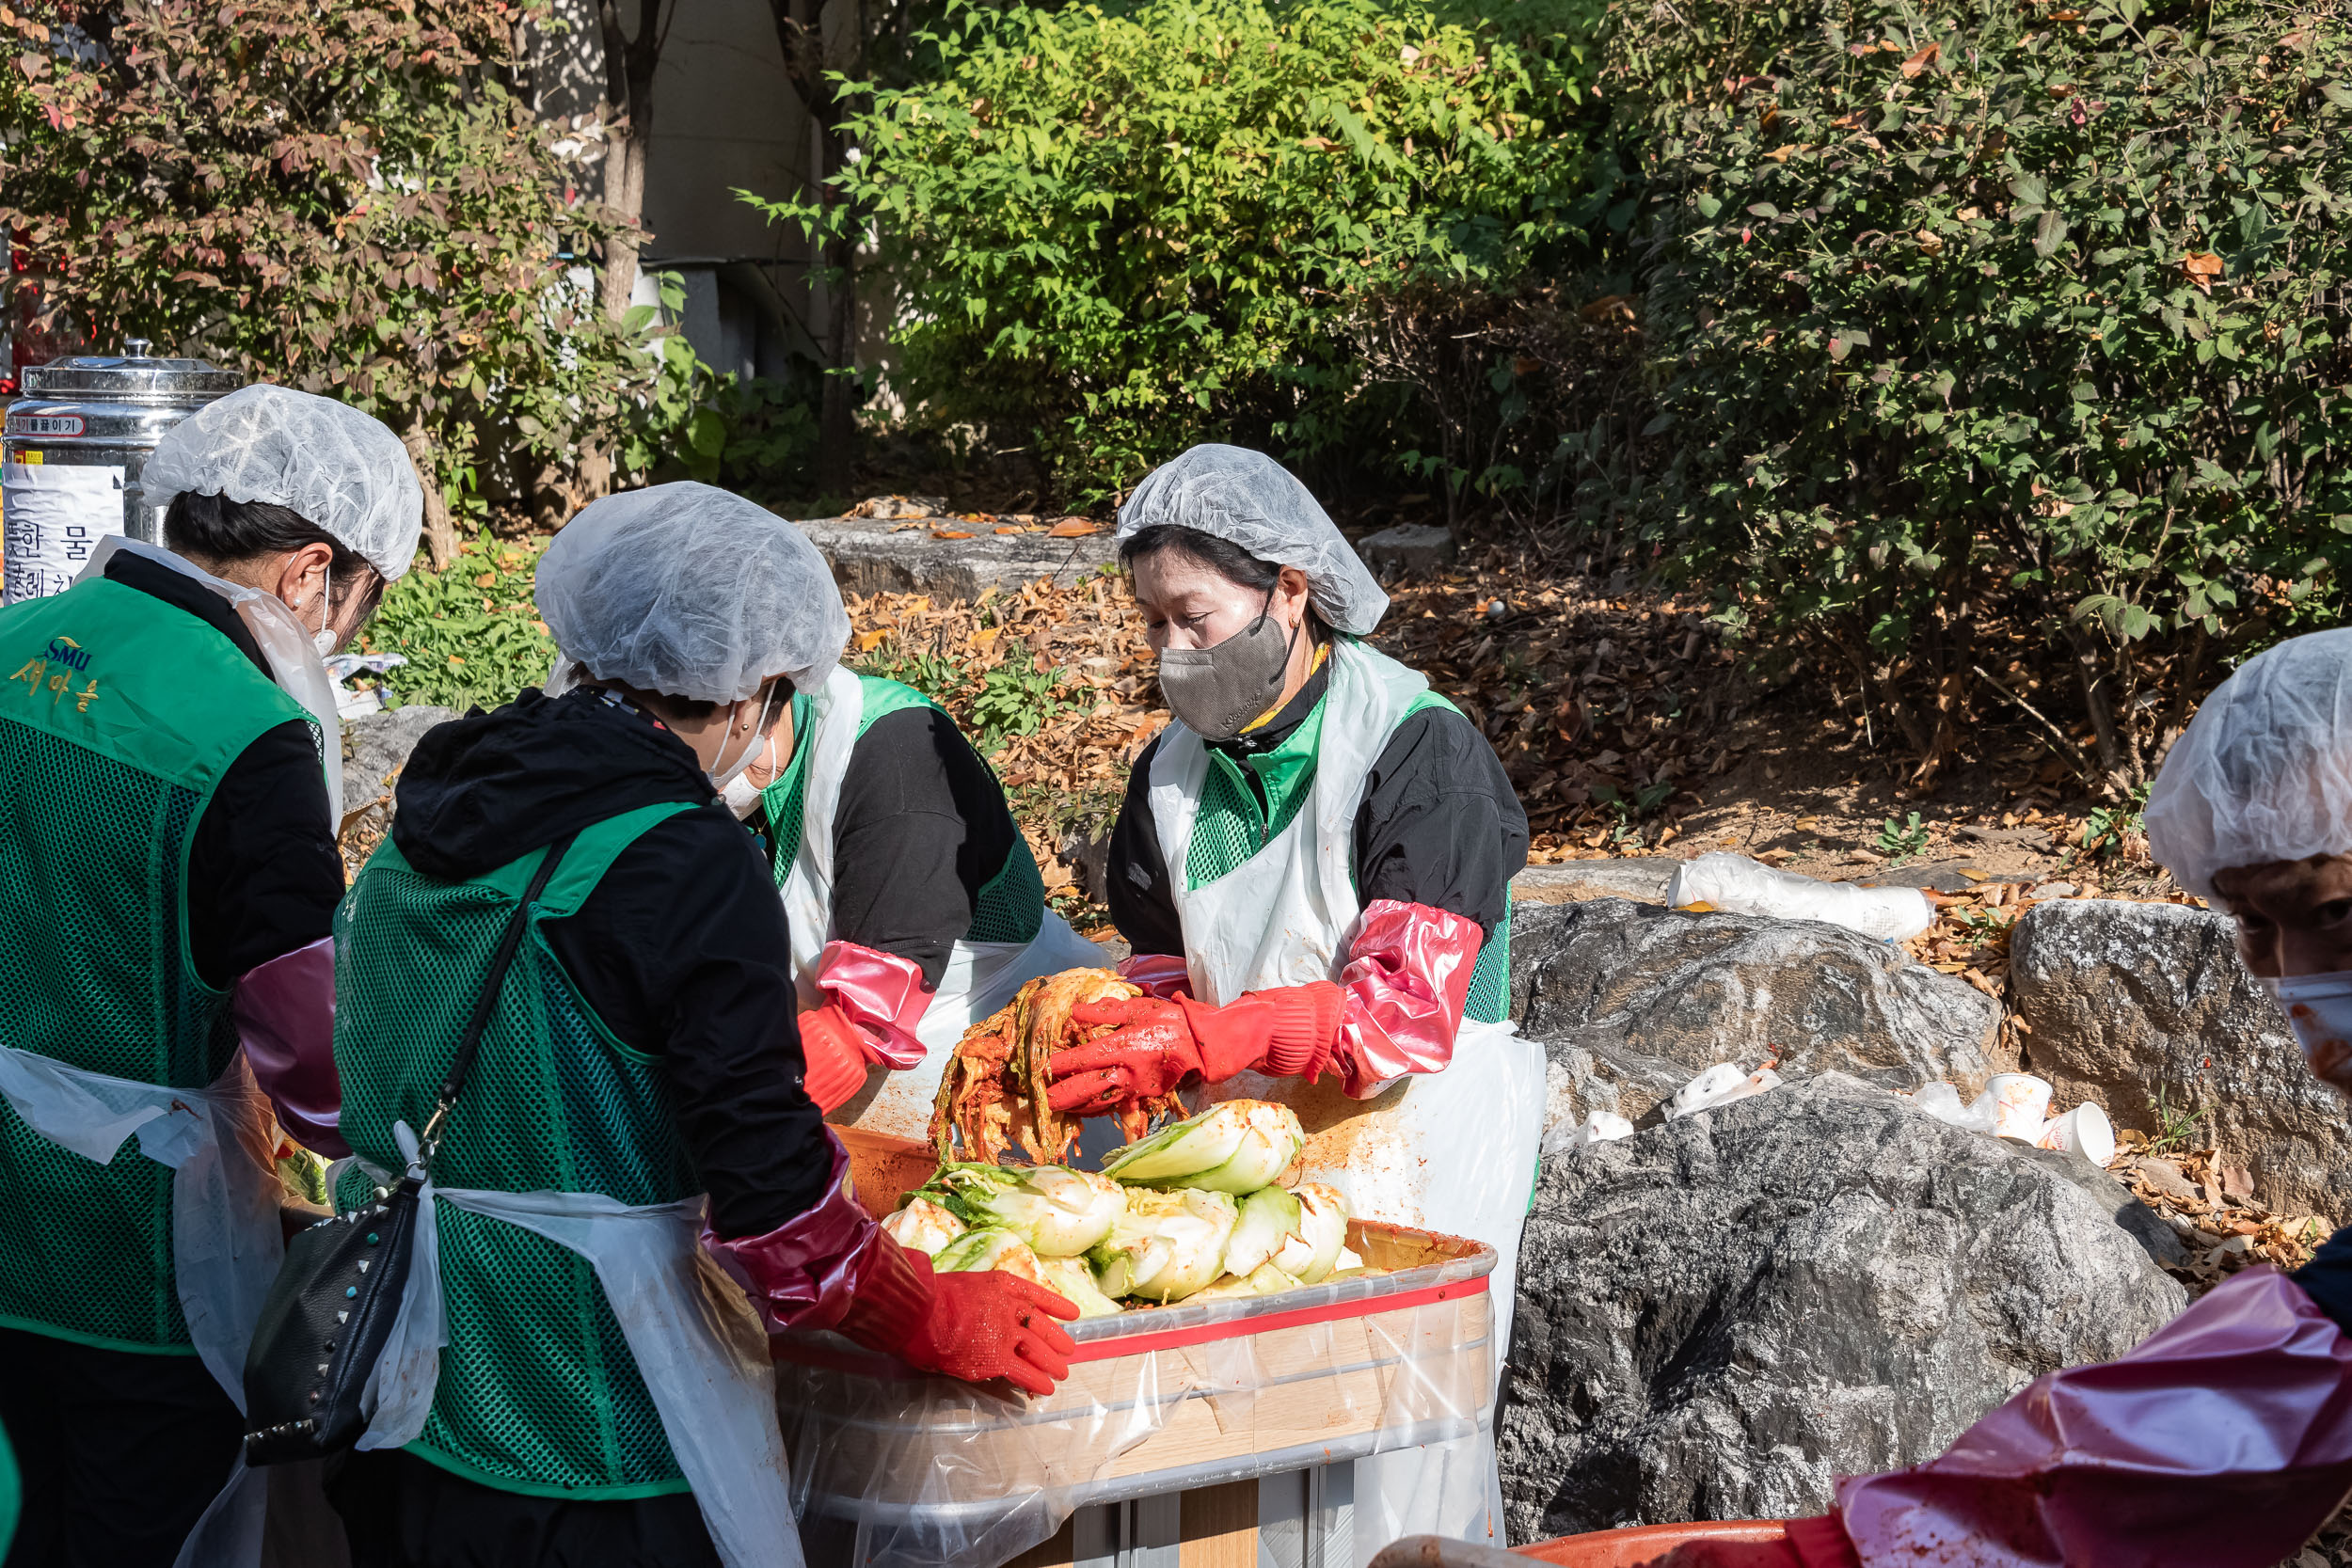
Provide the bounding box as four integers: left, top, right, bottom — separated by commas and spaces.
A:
242, 834, 575, 1466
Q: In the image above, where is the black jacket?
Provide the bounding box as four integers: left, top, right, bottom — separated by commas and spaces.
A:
1105, 659, 1528, 957
759, 703, 1025, 989
102, 550, 344, 989
390, 688, 828, 1237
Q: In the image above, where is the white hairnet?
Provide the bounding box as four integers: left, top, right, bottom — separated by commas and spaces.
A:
536, 482, 848, 704
2145, 628, 2352, 899
1115, 443, 1388, 634
144, 384, 423, 582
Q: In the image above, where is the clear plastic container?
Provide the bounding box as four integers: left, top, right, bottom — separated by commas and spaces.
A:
783, 1131, 1501, 1568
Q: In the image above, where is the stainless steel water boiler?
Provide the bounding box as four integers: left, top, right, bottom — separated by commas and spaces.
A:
2, 340, 242, 600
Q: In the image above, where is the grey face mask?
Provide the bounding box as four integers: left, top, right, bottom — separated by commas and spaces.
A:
1158, 604, 1298, 741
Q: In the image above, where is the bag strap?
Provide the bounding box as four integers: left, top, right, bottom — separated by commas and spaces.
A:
413, 833, 577, 1173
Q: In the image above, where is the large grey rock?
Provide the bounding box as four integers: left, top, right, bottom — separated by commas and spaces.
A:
2010, 897, 2350, 1222
1500, 1074, 2187, 1537
1509, 899, 2004, 1131
342, 704, 456, 809
793, 513, 1114, 598
1355, 522, 1456, 576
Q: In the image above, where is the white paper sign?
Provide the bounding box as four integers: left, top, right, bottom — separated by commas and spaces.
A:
5, 464, 126, 604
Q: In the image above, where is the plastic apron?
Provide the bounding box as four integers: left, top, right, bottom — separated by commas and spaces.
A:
783, 667, 1104, 1143
346, 1123, 803, 1568
78, 536, 347, 822
0, 1046, 285, 1568
1146, 638, 1544, 1556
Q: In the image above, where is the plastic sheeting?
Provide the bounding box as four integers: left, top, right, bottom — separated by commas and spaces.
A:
774, 1223, 1497, 1568
351, 1123, 803, 1568
1836, 1267, 2352, 1567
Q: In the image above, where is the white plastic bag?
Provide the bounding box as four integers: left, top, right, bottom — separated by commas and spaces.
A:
1667, 852, 1932, 942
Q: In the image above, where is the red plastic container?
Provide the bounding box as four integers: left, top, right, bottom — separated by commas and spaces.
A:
1513, 1521, 1789, 1565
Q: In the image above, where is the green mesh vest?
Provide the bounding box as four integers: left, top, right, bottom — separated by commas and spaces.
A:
757, 673, 1046, 945
0, 576, 316, 1354
1182, 684, 1513, 1022
333, 803, 703, 1499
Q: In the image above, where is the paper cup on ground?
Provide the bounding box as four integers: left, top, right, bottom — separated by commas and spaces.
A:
1983, 1073, 2052, 1141
2036, 1102, 2116, 1166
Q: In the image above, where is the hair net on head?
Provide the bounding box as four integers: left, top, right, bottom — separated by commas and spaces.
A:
2144, 627, 2352, 899
536, 482, 849, 705
144, 383, 424, 581
1115, 443, 1388, 635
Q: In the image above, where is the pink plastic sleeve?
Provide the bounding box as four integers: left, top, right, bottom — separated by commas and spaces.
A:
1329, 899, 1484, 1100
814, 940, 931, 1069
700, 1127, 907, 1336
1115, 951, 1195, 999
232, 937, 348, 1159
1836, 1268, 2352, 1568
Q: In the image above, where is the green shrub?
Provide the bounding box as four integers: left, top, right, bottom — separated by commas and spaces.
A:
1625, 0, 2352, 785
754, 0, 1601, 499
0, 0, 657, 548
363, 532, 557, 713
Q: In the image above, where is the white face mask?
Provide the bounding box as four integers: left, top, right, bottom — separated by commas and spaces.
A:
310, 563, 338, 657
2260, 970, 2352, 1097
707, 685, 781, 798
721, 728, 778, 819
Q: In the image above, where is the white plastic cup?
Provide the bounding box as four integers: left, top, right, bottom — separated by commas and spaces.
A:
1665, 1063, 1747, 1119
2036, 1102, 2116, 1166
1979, 1073, 2052, 1141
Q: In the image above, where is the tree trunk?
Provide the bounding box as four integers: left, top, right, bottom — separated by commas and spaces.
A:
2061, 620, 2131, 792
773, 0, 862, 489
402, 421, 457, 571
595, 0, 669, 322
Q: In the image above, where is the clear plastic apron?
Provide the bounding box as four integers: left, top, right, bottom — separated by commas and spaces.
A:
78, 536, 346, 822
347, 1123, 804, 1568
0, 1046, 286, 1568
1145, 639, 1544, 1554
783, 667, 1106, 1144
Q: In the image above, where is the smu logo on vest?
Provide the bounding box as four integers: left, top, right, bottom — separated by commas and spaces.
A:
10, 635, 101, 713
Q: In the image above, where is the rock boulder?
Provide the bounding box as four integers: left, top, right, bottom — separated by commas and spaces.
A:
1500, 1074, 2187, 1537
1508, 898, 2004, 1131
2010, 897, 2350, 1222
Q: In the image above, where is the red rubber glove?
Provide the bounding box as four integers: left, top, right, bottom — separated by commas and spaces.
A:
797, 1003, 871, 1116
1045, 983, 1344, 1115
836, 1241, 1077, 1396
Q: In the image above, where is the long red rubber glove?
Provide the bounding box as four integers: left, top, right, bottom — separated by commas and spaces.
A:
1640, 1518, 1861, 1568
1045, 983, 1343, 1114
798, 940, 935, 1114
702, 1129, 1077, 1394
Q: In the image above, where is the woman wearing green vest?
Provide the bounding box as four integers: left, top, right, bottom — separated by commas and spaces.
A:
326, 483, 1074, 1568
1049, 444, 1540, 1548
551, 486, 1103, 1136
0, 384, 421, 1567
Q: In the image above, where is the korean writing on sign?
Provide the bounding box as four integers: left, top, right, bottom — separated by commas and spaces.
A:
2, 463, 126, 604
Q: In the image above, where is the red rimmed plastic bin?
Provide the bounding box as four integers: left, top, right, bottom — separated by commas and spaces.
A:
776, 1128, 1504, 1568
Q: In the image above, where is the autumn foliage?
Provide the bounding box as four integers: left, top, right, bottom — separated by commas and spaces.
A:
0, 0, 654, 559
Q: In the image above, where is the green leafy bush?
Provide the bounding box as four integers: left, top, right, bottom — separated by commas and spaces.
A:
0, 0, 656, 554
363, 533, 557, 713
616, 276, 822, 498
1626, 0, 2352, 784
755, 0, 1601, 499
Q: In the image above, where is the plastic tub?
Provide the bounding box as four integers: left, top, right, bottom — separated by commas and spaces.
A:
786, 1128, 1501, 1567
1513, 1521, 1789, 1564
